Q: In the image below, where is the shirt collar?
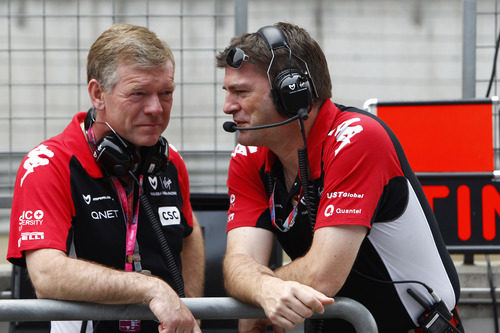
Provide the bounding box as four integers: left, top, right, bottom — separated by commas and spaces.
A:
263, 100, 340, 179
306, 100, 339, 179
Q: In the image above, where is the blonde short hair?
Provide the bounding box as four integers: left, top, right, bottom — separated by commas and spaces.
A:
87, 23, 175, 92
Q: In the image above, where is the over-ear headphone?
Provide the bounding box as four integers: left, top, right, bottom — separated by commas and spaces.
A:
84, 108, 168, 177
257, 25, 318, 118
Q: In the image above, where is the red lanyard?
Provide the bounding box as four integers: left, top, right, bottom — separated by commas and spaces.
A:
111, 175, 143, 272
268, 183, 301, 232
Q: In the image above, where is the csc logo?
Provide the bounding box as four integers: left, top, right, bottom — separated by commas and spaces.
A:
158, 207, 181, 226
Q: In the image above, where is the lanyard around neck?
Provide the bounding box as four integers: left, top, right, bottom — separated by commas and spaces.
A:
111, 175, 143, 272
268, 182, 302, 233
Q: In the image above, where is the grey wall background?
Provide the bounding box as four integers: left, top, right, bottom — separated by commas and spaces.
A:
0, 0, 498, 196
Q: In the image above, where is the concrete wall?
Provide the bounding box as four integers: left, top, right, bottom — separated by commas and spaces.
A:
0, 0, 497, 266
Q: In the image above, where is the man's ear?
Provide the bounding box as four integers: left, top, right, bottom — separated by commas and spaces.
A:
88, 79, 105, 111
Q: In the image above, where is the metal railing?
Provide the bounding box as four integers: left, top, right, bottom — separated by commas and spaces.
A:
0, 297, 378, 333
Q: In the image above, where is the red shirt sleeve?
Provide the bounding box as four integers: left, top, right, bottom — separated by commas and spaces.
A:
168, 144, 194, 228
226, 145, 269, 232
8, 143, 74, 265
315, 114, 403, 230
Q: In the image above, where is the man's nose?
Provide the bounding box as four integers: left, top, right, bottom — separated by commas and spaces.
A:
223, 94, 239, 115
145, 94, 163, 114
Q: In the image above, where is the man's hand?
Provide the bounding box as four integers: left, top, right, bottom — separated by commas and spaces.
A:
258, 279, 334, 330
238, 318, 285, 333
147, 283, 201, 333
25, 249, 201, 332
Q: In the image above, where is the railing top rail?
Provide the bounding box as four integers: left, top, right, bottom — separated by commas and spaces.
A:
0, 297, 378, 333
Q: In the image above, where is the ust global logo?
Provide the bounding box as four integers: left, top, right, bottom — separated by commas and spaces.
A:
18, 210, 44, 231
20, 144, 54, 186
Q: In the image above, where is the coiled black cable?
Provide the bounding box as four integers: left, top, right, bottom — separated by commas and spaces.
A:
486, 254, 499, 333
139, 192, 185, 297
296, 115, 318, 231
297, 113, 323, 333
130, 171, 185, 297
486, 27, 500, 98
485, 24, 500, 333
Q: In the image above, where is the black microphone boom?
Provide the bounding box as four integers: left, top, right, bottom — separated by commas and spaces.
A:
223, 112, 303, 133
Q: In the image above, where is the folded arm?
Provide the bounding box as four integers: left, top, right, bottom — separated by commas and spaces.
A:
275, 224, 368, 297
26, 248, 200, 332
181, 213, 205, 298
223, 227, 333, 331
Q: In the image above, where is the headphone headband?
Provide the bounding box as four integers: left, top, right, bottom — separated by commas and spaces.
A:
256, 25, 316, 118
257, 26, 289, 50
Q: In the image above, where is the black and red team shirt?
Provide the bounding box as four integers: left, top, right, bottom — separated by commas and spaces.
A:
226, 100, 460, 332
7, 112, 194, 332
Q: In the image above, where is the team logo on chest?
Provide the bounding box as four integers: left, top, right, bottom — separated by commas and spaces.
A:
158, 206, 181, 226
83, 194, 91, 205
148, 176, 176, 196
328, 118, 363, 156
148, 176, 158, 190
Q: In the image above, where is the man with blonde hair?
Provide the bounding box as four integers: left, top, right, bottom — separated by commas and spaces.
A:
8, 23, 204, 333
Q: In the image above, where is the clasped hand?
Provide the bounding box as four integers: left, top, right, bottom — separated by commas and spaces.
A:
240, 279, 334, 332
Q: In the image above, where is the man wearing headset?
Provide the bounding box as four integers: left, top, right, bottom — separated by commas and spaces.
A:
7, 23, 204, 333
217, 22, 463, 333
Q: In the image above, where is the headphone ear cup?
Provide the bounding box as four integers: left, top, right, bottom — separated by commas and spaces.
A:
94, 132, 138, 177
273, 69, 313, 117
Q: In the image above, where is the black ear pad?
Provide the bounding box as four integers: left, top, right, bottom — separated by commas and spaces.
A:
138, 136, 169, 175
273, 69, 313, 117
94, 132, 139, 177
84, 107, 95, 131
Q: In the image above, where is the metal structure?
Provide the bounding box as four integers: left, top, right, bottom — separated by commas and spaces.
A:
0, 0, 249, 194
474, 0, 500, 98
0, 0, 497, 195
0, 297, 379, 333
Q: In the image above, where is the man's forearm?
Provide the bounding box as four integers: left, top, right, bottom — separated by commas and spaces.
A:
26, 249, 173, 305
274, 256, 308, 284
223, 252, 279, 307
182, 216, 205, 297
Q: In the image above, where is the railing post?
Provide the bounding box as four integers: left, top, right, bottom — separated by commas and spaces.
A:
462, 0, 476, 99
234, 0, 248, 36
